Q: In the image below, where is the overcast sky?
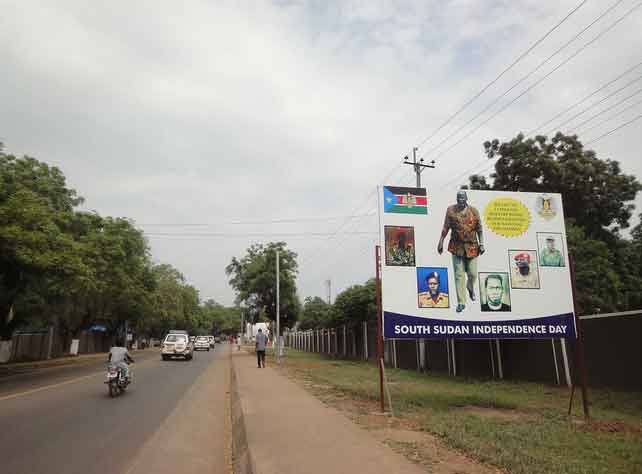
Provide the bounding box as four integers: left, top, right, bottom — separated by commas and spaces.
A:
2, 0, 641, 306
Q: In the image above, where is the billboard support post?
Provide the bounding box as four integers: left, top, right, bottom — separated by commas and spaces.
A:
375, 245, 385, 413
568, 254, 590, 420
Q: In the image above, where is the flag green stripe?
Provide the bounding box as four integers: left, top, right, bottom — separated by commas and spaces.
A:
388, 206, 427, 214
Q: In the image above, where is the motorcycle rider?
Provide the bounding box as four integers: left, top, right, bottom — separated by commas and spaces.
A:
108, 338, 135, 382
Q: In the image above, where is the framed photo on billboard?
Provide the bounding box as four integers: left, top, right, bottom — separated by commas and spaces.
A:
384, 226, 416, 267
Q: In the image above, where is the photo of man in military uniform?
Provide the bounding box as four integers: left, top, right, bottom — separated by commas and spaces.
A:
385, 226, 416, 266
538, 233, 565, 267
437, 191, 484, 313
509, 250, 540, 289
417, 269, 449, 308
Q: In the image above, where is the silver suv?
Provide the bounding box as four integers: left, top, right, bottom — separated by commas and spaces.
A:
161, 332, 193, 360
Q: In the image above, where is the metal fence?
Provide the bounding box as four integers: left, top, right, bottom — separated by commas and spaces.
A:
286, 310, 642, 391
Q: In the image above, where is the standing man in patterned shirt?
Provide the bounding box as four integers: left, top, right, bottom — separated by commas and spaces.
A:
437, 191, 485, 313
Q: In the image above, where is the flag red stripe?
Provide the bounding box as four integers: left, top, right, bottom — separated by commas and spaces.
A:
395, 195, 428, 206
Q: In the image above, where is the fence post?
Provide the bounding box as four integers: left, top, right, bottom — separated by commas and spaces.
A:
551, 338, 561, 385
451, 339, 457, 376
327, 329, 330, 354
494, 339, 502, 379
560, 338, 572, 387
419, 339, 426, 371
352, 329, 356, 358
363, 321, 368, 360
489, 340, 496, 378
334, 329, 338, 357
446, 340, 451, 375
392, 339, 397, 368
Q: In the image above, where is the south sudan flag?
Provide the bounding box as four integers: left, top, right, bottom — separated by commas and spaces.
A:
383, 186, 428, 214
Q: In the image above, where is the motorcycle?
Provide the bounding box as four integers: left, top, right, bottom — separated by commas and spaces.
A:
105, 364, 131, 397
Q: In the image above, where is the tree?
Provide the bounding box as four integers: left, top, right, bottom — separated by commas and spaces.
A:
298, 296, 331, 330
146, 264, 197, 336
200, 299, 241, 336
478, 133, 641, 239
466, 132, 642, 314
0, 150, 88, 338
330, 279, 376, 328
0, 142, 230, 345
226, 242, 301, 329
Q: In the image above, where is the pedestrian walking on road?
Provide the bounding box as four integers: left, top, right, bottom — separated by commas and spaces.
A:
255, 328, 267, 368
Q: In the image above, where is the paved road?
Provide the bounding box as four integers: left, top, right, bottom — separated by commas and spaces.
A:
0, 345, 231, 474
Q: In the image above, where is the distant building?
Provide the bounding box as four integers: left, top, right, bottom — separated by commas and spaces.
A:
247, 322, 270, 340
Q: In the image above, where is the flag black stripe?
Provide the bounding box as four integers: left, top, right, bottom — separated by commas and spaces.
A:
384, 186, 426, 196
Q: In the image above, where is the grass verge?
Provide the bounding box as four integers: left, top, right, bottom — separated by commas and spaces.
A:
275, 349, 642, 474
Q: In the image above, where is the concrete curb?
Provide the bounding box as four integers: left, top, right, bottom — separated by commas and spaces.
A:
231, 354, 255, 474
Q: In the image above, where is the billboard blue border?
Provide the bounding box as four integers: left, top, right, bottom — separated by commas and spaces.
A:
384, 312, 576, 339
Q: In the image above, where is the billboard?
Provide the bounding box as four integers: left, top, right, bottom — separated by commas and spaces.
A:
379, 187, 575, 340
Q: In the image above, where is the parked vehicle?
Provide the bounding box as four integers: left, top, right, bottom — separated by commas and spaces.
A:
161, 333, 193, 360
194, 336, 210, 351
105, 363, 131, 397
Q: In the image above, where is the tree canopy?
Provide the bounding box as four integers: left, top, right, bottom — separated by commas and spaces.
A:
0, 143, 239, 340
466, 132, 642, 314
298, 296, 331, 330
226, 241, 301, 328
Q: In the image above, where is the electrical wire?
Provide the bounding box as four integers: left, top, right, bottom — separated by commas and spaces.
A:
305, 1, 637, 282
441, 62, 642, 188
527, 60, 642, 134
586, 114, 642, 144
558, 87, 642, 133
415, 0, 589, 149
300, 2, 593, 272
299, 160, 405, 265
438, 1, 642, 189
543, 77, 642, 135
420, 0, 625, 159
144, 231, 378, 238
137, 212, 376, 226
576, 97, 642, 134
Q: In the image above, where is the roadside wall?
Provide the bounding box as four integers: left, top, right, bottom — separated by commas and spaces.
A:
286, 310, 642, 391
3, 329, 112, 363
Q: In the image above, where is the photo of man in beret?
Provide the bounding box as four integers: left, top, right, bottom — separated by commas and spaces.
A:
509, 250, 540, 289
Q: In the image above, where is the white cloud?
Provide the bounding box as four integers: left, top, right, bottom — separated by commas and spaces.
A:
1, 0, 641, 305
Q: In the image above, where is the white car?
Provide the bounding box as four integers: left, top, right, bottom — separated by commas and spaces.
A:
194, 336, 211, 351
161, 333, 193, 360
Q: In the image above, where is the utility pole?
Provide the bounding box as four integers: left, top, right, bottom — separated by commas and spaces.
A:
403, 147, 435, 373
403, 147, 435, 187
276, 250, 281, 364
